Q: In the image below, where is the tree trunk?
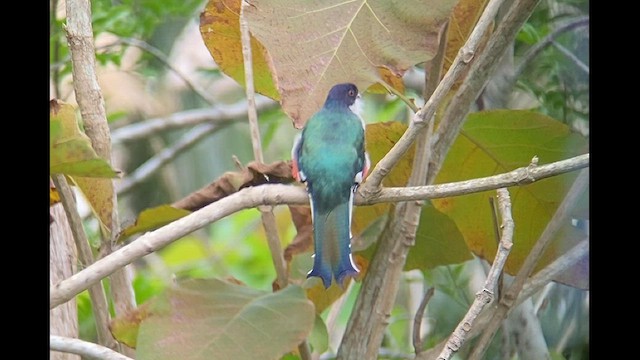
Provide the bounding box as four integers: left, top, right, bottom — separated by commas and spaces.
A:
50, 203, 80, 360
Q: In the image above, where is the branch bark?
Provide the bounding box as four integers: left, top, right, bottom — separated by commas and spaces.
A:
436, 188, 514, 360
337, 21, 447, 359
116, 122, 225, 196
239, 1, 288, 291
415, 236, 588, 360
468, 168, 589, 359
50, 201, 79, 360
361, 0, 507, 194
428, 0, 543, 184
50, 154, 588, 309
110, 97, 276, 143
65, 0, 134, 354
50, 336, 134, 360
52, 175, 114, 348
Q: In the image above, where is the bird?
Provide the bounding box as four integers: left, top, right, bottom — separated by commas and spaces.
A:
291, 83, 370, 289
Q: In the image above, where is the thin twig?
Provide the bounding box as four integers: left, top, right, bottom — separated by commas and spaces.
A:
521, 239, 587, 299
110, 97, 276, 143
50, 154, 588, 309
413, 287, 435, 354
51, 175, 115, 349
360, 0, 506, 194
362, 153, 588, 205
514, 16, 589, 79
436, 188, 514, 360
50, 36, 217, 105
415, 237, 588, 360
239, 1, 288, 292
116, 122, 225, 196
50, 336, 134, 360
114, 38, 216, 105
551, 41, 589, 74
468, 169, 589, 359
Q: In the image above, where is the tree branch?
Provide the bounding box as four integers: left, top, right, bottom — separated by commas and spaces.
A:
110, 97, 277, 143
363, 154, 588, 205
436, 188, 514, 360
116, 122, 225, 196
413, 287, 435, 354
551, 41, 589, 74
112, 38, 217, 105
240, 1, 288, 292
65, 0, 134, 353
51, 175, 115, 348
521, 238, 588, 298
468, 168, 589, 359
338, 23, 447, 358
514, 16, 589, 79
428, 0, 543, 185
415, 235, 588, 360
50, 154, 587, 309
50, 336, 133, 360
360, 0, 506, 194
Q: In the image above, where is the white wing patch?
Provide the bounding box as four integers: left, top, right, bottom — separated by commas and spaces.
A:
291, 132, 306, 182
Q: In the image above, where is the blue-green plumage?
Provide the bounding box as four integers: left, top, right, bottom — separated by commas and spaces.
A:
291, 83, 369, 288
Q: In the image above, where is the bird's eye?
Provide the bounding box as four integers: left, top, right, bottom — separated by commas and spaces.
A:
348, 89, 356, 97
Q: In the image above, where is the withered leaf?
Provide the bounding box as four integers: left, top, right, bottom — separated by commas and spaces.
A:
284, 205, 313, 262
172, 160, 294, 211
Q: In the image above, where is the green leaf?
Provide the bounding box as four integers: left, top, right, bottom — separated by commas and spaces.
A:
405, 201, 472, 270
136, 279, 315, 360
110, 302, 153, 348
49, 100, 120, 178
118, 205, 192, 242
308, 314, 329, 354
432, 110, 589, 282
244, 0, 457, 127
353, 121, 415, 236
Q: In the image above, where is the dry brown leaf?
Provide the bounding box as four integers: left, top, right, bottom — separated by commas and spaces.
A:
172, 160, 294, 211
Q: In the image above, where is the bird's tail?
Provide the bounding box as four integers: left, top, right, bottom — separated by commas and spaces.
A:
307, 195, 359, 288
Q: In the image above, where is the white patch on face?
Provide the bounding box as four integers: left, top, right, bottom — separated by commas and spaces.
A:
349, 95, 366, 128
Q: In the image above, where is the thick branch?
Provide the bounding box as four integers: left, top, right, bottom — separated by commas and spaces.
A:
50, 154, 588, 308
437, 188, 514, 360
338, 26, 446, 357
361, 0, 507, 194
468, 169, 589, 359
110, 97, 276, 143
65, 0, 110, 161
65, 0, 134, 353
51, 175, 114, 348
50, 336, 133, 360
428, 0, 542, 185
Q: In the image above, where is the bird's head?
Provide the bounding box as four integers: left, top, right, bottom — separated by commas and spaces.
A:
325, 83, 361, 113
